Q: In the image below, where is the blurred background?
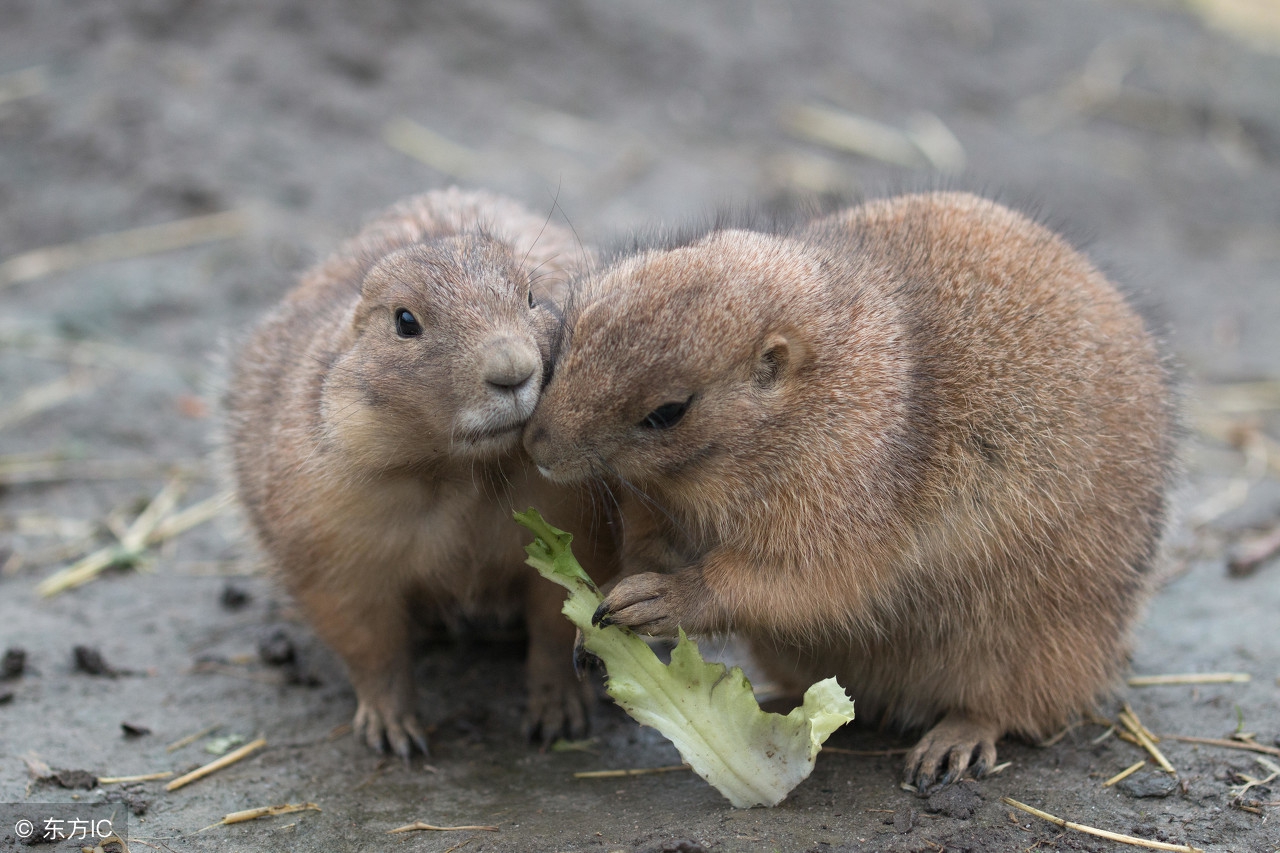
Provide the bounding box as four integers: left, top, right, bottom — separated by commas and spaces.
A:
3, 0, 1279, 376
1, 1, 1278, 850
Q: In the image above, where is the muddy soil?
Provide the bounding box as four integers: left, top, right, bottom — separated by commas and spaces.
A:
1, 1, 1278, 851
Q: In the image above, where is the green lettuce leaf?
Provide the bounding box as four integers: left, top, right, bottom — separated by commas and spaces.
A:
516, 508, 855, 808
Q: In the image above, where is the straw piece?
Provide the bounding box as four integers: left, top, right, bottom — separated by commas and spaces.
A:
97, 771, 174, 784
2, 514, 95, 538
1198, 379, 1280, 414
1228, 524, 1280, 577
166, 722, 222, 753
1228, 758, 1280, 799
1168, 735, 1280, 758
1091, 726, 1116, 745
119, 478, 186, 552
0, 328, 162, 370
1037, 721, 1082, 747
0, 374, 99, 430
34, 479, 185, 597
0, 66, 47, 106
1194, 416, 1280, 478
0, 455, 197, 487
33, 549, 124, 599
904, 111, 967, 172
384, 117, 479, 177
1128, 673, 1251, 686
782, 103, 927, 168
1119, 705, 1161, 743
822, 747, 911, 756
387, 822, 499, 834
1183, 0, 1280, 55
165, 737, 266, 791
0, 210, 248, 288
1003, 797, 1203, 852
204, 802, 320, 830
148, 492, 235, 543
90, 833, 132, 853
35, 483, 232, 597
573, 764, 691, 779
1118, 707, 1176, 774
780, 104, 966, 172
1103, 760, 1146, 787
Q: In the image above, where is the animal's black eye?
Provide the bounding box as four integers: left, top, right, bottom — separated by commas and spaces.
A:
395, 308, 422, 338
640, 396, 692, 430
527, 288, 536, 309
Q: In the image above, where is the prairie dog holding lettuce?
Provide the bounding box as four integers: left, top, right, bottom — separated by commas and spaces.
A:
524, 193, 1177, 792
226, 188, 614, 758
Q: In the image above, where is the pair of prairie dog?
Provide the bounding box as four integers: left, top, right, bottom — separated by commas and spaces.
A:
229, 188, 1176, 793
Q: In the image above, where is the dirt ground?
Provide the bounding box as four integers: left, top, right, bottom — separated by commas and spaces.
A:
2, 1, 1279, 851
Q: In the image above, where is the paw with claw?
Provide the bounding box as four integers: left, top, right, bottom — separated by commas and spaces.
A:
591, 571, 694, 637
904, 711, 1000, 795
351, 678, 429, 760
522, 669, 595, 746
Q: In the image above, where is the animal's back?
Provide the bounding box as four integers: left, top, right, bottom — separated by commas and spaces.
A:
755, 193, 1178, 737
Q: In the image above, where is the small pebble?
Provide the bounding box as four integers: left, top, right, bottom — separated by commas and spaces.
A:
2, 647, 26, 679
257, 628, 296, 666
52, 768, 98, 790
1118, 771, 1179, 798
73, 645, 117, 677
219, 583, 251, 610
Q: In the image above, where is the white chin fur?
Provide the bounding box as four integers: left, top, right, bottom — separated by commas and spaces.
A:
534, 463, 586, 484
455, 385, 537, 439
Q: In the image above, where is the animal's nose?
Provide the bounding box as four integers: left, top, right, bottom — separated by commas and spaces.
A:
484, 338, 538, 392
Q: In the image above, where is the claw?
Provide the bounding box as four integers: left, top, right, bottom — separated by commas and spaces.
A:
353, 700, 430, 759
527, 704, 566, 747
591, 601, 614, 627
403, 716, 430, 758
572, 630, 600, 679
904, 712, 1000, 794
389, 728, 412, 764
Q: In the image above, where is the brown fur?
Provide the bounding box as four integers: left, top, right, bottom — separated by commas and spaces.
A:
226, 187, 615, 757
524, 192, 1177, 791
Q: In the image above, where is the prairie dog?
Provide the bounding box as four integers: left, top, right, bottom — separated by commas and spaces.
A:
227, 188, 613, 757
524, 192, 1177, 791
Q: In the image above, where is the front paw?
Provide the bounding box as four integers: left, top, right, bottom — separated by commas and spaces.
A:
353, 695, 429, 760
904, 711, 999, 795
592, 572, 685, 637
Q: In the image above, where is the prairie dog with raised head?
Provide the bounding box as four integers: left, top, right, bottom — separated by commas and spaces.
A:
524, 192, 1177, 791
227, 188, 614, 758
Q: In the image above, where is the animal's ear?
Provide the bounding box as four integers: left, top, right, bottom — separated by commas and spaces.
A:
753, 331, 806, 387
